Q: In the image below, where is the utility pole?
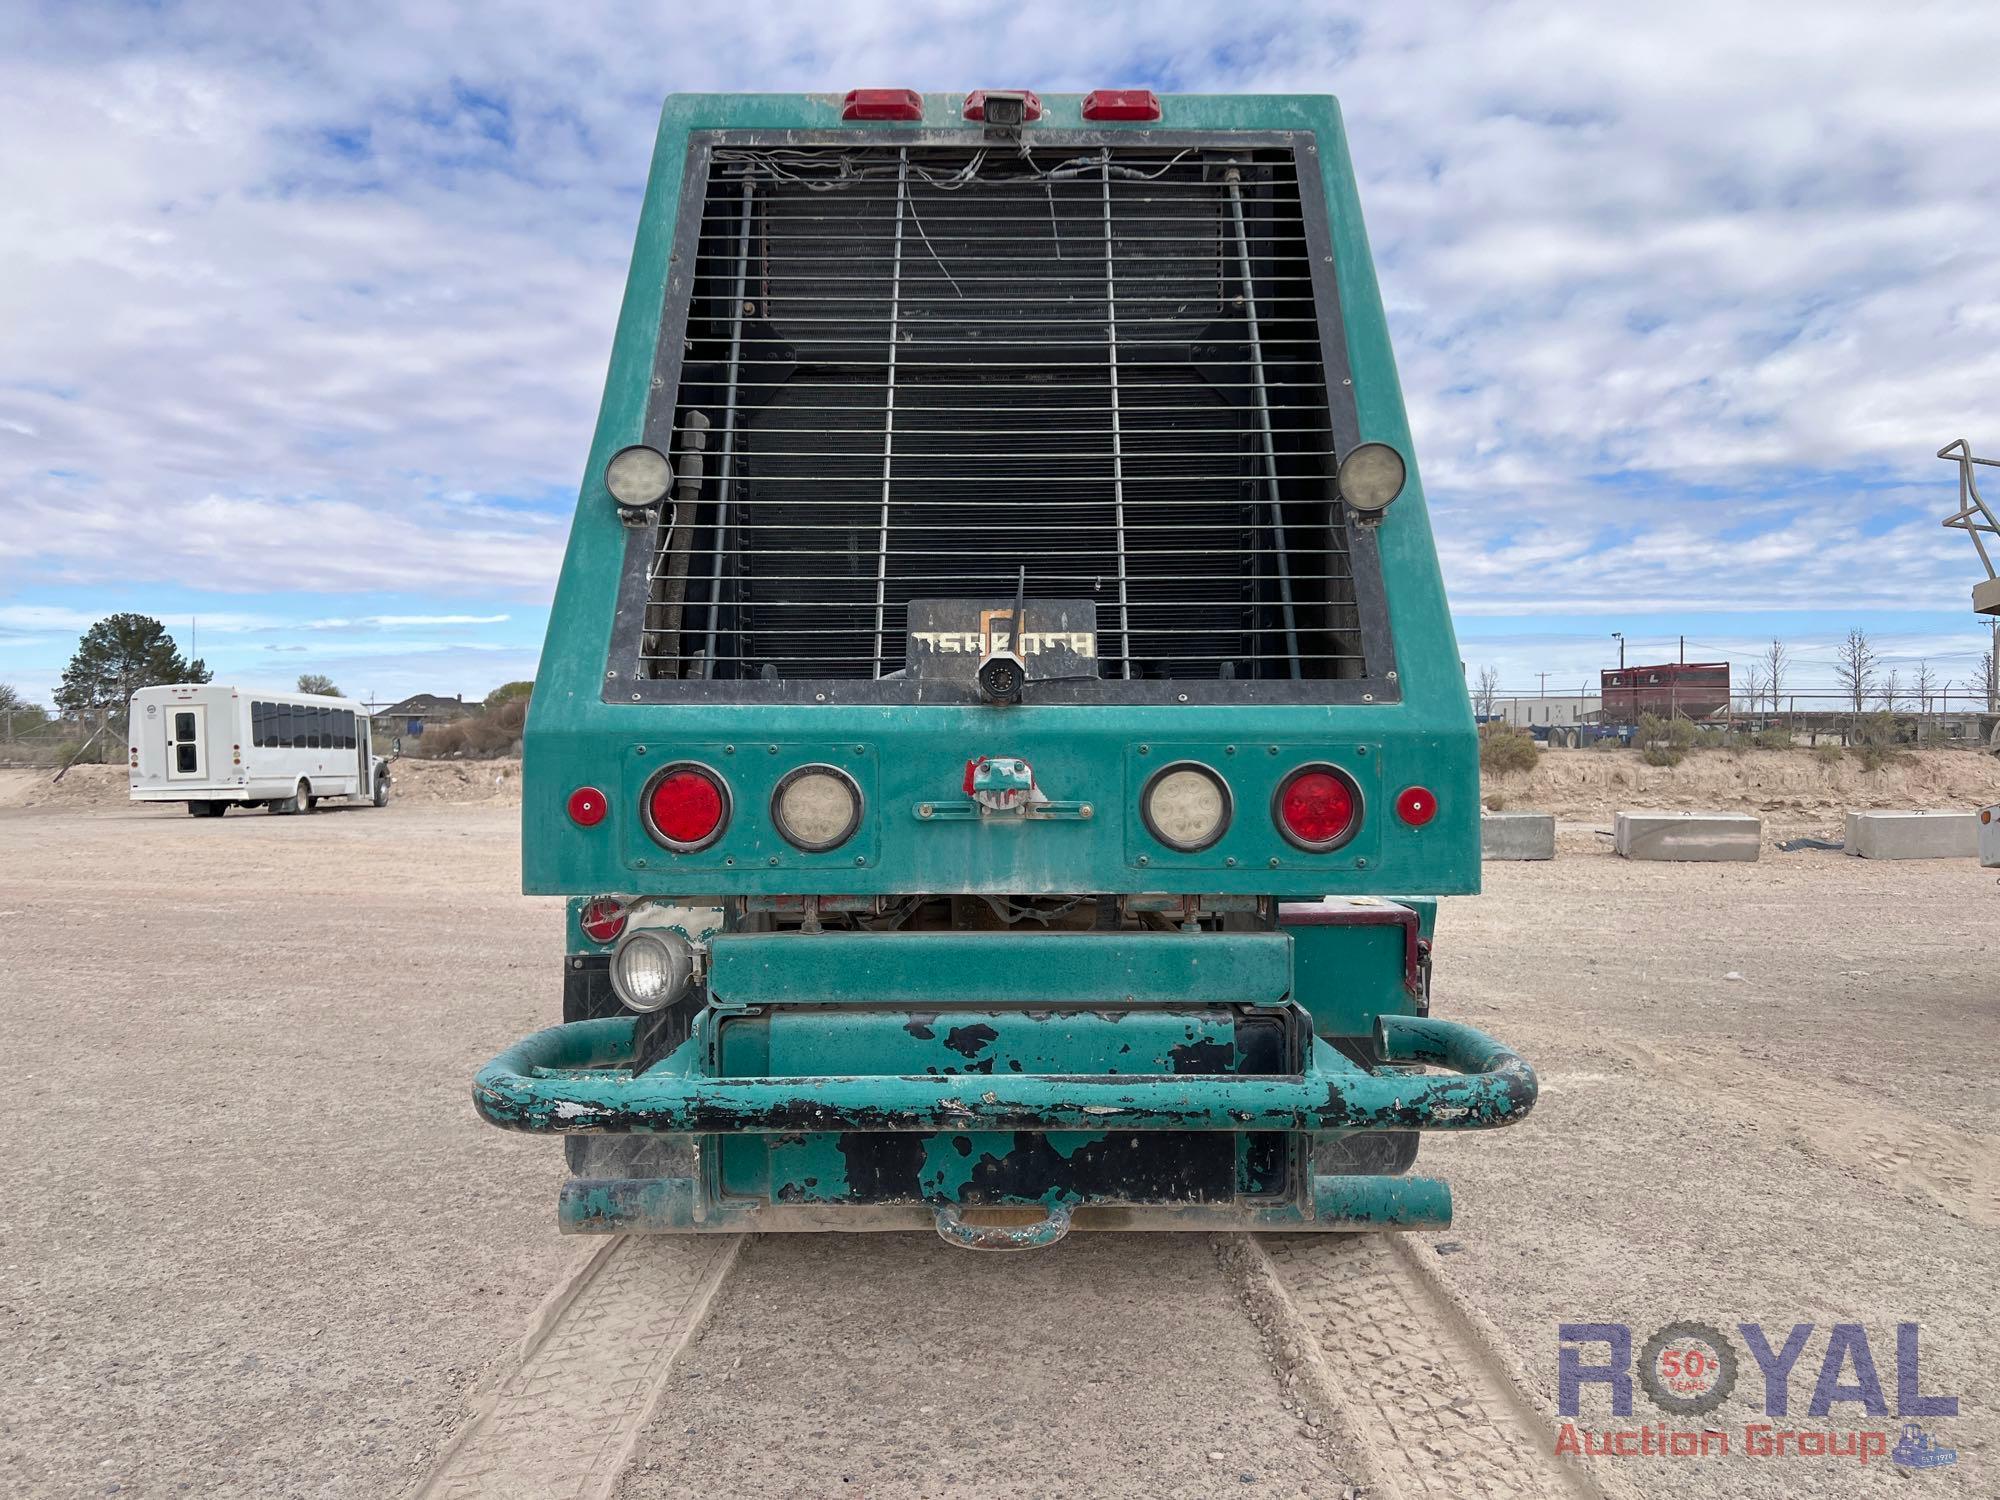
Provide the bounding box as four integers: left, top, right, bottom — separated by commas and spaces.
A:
1612, 631, 1625, 670
1538, 672, 1549, 698
1679, 633, 1685, 665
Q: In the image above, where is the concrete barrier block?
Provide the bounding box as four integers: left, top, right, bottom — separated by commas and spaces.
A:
1482, 812, 1555, 861
1614, 811, 1761, 862
1843, 810, 1979, 859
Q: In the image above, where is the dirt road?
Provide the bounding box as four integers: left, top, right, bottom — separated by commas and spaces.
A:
2, 799, 1994, 1497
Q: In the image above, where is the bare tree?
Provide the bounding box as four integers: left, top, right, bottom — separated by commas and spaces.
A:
1761, 639, 1788, 714
1912, 660, 1937, 714
1739, 663, 1766, 715
1834, 629, 1876, 716
1984, 650, 1999, 715
1879, 669, 1902, 712
1473, 665, 1500, 719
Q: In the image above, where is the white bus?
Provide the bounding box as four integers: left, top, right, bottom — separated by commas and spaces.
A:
129, 684, 391, 816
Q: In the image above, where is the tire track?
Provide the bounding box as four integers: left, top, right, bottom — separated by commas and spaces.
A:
418, 1233, 742, 1500
1226, 1233, 1635, 1500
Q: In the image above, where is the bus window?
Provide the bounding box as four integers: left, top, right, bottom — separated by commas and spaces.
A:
341, 709, 355, 749
251, 702, 264, 748
284, 704, 299, 748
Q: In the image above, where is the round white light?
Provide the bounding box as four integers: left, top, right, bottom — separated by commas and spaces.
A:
606, 444, 673, 509
1337, 442, 1406, 514
772, 765, 862, 852
1144, 763, 1231, 852
610, 929, 693, 1013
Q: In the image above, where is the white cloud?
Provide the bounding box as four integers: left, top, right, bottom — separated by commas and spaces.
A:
0, 0, 1995, 636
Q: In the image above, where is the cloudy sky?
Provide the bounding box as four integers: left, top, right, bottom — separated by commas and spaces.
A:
3, 1, 1997, 709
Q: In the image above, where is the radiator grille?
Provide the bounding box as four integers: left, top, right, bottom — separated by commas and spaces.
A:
640, 142, 1363, 683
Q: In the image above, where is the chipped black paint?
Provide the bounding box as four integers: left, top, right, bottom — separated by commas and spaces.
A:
942, 1022, 1000, 1058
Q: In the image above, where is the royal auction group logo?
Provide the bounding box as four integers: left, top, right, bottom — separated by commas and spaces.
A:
1556, 1321, 1958, 1470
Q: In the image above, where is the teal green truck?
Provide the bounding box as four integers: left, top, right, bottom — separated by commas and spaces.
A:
473, 88, 1536, 1249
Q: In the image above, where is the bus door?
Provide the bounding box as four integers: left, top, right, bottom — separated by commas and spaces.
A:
165, 705, 206, 781
356, 717, 370, 785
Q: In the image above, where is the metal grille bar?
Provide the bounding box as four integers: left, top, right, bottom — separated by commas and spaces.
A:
641, 141, 1365, 684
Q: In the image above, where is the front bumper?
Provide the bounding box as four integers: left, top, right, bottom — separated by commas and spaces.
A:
473, 1011, 1535, 1244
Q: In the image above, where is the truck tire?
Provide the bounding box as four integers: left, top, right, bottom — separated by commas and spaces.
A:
372, 776, 390, 808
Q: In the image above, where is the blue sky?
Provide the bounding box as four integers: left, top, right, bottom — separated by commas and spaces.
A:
3, 1, 1997, 708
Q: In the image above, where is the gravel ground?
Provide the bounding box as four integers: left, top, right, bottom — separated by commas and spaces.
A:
2, 799, 1994, 1498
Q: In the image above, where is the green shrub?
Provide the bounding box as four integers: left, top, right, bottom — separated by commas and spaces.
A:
1812, 742, 1845, 767
409, 697, 529, 760
1478, 725, 1540, 775
1752, 728, 1794, 750
1848, 742, 1909, 773
1640, 743, 1684, 767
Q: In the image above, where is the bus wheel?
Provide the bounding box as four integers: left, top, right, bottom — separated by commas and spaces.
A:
186, 802, 203, 816
372, 777, 390, 808
204, 802, 229, 817
283, 783, 309, 815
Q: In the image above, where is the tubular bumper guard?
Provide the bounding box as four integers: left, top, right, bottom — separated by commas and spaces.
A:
473, 1013, 1535, 1139
475, 1014, 1533, 1242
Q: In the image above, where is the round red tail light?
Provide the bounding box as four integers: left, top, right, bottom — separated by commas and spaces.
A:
1275, 764, 1362, 851
567, 786, 608, 826
643, 764, 728, 851
1395, 786, 1438, 827
579, 897, 627, 944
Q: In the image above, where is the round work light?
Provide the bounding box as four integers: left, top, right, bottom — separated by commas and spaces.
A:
606, 444, 673, 510
1336, 442, 1406, 515
1141, 762, 1232, 852
610, 928, 694, 1013
771, 764, 863, 852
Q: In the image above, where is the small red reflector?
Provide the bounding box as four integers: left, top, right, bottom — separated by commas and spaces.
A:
1395, 786, 1438, 827
842, 88, 923, 122
1082, 88, 1162, 122
567, 787, 607, 827
962, 89, 1042, 122
579, 897, 627, 944
1276, 766, 1360, 850
646, 767, 727, 849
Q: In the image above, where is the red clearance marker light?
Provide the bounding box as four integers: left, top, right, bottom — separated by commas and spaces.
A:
579, 897, 627, 944
1395, 786, 1438, 827
1275, 765, 1361, 850
963, 89, 1042, 122
567, 786, 608, 827
1082, 88, 1162, 122
842, 88, 924, 122
645, 766, 727, 850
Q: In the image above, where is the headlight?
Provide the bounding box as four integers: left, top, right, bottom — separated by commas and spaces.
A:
1142, 762, 1231, 852
771, 764, 863, 852
605, 444, 673, 510
1336, 442, 1406, 514
610, 929, 694, 1013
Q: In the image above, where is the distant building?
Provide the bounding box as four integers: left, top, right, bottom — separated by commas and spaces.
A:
1490, 695, 1600, 729
370, 692, 472, 739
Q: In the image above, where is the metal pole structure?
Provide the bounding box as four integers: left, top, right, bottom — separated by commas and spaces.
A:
1224, 168, 1301, 677
701, 176, 756, 678
870, 150, 909, 679
1101, 150, 1133, 678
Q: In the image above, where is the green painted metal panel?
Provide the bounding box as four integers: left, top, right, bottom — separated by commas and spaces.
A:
705, 931, 1291, 1007
523, 91, 1478, 903
1289, 917, 1419, 1037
